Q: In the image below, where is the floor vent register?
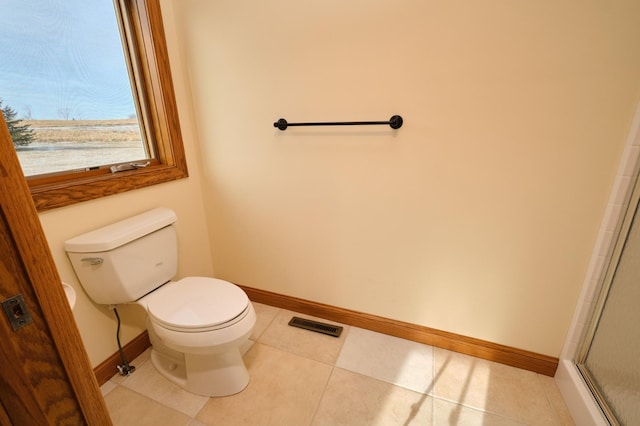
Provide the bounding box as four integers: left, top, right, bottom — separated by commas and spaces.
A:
288, 316, 343, 337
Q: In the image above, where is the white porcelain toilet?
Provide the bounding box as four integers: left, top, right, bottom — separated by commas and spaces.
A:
64, 207, 256, 397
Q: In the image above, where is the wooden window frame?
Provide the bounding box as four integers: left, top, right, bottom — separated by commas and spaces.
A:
27, 0, 188, 212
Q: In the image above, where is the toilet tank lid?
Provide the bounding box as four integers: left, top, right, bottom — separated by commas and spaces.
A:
64, 207, 177, 253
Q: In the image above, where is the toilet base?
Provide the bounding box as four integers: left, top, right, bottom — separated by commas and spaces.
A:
151, 347, 250, 397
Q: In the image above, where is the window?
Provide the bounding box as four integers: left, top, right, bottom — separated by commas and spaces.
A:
0, 0, 187, 211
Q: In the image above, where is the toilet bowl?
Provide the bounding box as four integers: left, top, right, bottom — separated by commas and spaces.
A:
138, 277, 256, 396
64, 208, 255, 397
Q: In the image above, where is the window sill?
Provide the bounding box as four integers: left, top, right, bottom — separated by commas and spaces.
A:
30, 162, 188, 211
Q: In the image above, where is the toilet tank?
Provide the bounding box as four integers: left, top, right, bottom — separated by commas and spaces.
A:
64, 208, 178, 305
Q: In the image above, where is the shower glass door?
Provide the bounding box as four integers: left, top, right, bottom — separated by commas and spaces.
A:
577, 180, 640, 425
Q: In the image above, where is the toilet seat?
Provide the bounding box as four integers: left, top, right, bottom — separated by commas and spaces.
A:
146, 277, 249, 333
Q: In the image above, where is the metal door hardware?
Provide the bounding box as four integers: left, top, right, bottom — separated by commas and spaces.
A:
2, 294, 34, 331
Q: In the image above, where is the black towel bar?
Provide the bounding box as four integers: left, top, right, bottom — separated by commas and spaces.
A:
274, 115, 403, 131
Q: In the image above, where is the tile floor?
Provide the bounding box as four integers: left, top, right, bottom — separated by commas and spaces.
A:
101, 303, 576, 425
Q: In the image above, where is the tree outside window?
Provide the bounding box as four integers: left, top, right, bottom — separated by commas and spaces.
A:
0, 98, 34, 147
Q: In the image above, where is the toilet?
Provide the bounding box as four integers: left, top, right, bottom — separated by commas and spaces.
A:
64, 207, 256, 397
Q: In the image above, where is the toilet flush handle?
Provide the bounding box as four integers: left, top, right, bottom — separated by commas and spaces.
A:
81, 257, 103, 266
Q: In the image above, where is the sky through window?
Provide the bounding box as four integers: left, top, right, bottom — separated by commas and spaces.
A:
0, 0, 135, 120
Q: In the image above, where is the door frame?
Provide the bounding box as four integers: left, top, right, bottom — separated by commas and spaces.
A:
0, 115, 111, 423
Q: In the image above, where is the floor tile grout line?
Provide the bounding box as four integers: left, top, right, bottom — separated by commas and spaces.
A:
252, 305, 282, 341
307, 364, 337, 426
113, 382, 196, 420
428, 346, 479, 420
249, 338, 342, 372
429, 394, 529, 425
307, 312, 349, 425
536, 372, 563, 426
431, 344, 436, 421
116, 350, 209, 420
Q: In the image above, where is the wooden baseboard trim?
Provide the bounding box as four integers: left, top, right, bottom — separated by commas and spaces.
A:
93, 331, 151, 386
92, 287, 558, 381
240, 286, 558, 376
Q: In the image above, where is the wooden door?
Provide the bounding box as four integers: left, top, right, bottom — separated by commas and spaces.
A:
0, 116, 111, 424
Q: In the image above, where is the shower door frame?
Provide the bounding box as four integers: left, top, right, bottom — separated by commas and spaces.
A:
555, 101, 640, 426
574, 170, 640, 425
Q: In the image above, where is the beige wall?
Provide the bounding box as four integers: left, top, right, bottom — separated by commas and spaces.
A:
35, 0, 640, 366
175, 0, 640, 356
37, 0, 214, 367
